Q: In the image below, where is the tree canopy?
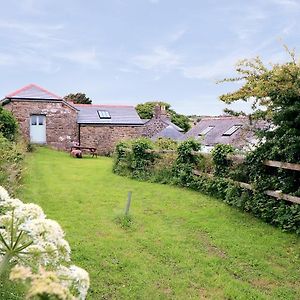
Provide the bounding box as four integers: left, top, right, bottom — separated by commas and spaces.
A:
220, 50, 300, 162
220, 49, 300, 196
64, 93, 92, 104
136, 101, 191, 132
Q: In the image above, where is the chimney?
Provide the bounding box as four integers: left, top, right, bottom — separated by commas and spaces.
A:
154, 104, 168, 120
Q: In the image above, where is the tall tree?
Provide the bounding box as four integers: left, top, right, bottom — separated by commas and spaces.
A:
64, 93, 92, 104
136, 101, 191, 132
220, 48, 300, 194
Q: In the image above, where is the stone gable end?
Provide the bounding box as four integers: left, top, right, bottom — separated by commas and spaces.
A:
4, 100, 78, 149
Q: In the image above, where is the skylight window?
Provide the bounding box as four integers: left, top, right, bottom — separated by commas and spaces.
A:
199, 126, 214, 135
97, 110, 111, 119
222, 125, 242, 136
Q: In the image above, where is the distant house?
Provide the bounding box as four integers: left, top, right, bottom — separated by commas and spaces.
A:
143, 105, 184, 141
184, 116, 267, 152
1, 84, 183, 154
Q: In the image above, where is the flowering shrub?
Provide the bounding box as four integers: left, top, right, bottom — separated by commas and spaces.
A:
0, 186, 90, 299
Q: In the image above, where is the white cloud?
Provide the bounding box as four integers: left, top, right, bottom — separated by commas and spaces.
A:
132, 46, 181, 71
182, 53, 244, 80
270, 0, 300, 7
0, 20, 64, 41
54, 49, 101, 67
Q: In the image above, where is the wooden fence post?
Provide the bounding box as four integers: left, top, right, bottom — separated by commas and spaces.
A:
125, 191, 132, 216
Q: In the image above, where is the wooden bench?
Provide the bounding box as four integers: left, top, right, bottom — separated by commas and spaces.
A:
70, 146, 97, 158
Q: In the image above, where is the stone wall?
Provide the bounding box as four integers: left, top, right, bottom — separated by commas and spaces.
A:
80, 124, 143, 155
4, 100, 78, 149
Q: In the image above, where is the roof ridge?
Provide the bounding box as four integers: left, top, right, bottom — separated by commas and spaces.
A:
74, 103, 134, 108
201, 116, 248, 120
6, 83, 62, 99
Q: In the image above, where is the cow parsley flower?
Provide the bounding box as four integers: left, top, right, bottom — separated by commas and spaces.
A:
57, 265, 90, 300
0, 186, 10, 201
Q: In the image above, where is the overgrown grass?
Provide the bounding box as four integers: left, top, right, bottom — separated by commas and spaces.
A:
10, 148, 300, 299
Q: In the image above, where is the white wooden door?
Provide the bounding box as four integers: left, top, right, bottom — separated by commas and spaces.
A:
30, 115, 46, 144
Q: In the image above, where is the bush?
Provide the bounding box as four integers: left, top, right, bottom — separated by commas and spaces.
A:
0, 134, 25, 194
211, 144, 234, 176
0, 106, 18, 141
154, 137, 178, 150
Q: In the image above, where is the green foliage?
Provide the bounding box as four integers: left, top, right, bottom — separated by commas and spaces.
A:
0, 134, 25, 193
113, 138, 156, 180
64, 92, 92, 104
135, 101, 191, 132
0, 106, 18, 141
211, 144, 234, 176
154, 137, 178, 150
135, 101, 170, 119
172, 139, 201, 186
220, 49, 300, 195
130, 138, 155, 179
113, 141, 132, 176
115, 214, 134, 230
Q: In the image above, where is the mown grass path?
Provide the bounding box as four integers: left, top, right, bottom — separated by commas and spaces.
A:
19, 148, 300, 299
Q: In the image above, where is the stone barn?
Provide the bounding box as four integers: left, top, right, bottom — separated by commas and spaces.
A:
1, 84, 183, 154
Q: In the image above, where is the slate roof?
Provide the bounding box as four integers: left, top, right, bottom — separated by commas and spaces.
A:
142, 118, 184, 132
75, 104, 144, 125
5, 83, 62, 100
184, 116, 267, 149
151, 125, 184, 141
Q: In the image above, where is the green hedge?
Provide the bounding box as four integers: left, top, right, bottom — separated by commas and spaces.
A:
0, 134, 26, 194
113, 138, 300, 234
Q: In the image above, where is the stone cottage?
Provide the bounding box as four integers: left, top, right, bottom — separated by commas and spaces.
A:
1, 84, 182, 154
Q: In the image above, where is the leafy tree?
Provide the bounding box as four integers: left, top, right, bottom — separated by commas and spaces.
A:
220, 48, 300, 194
136, 101, 191, 132
64, 93, 92, 104
0, 106, 18, 141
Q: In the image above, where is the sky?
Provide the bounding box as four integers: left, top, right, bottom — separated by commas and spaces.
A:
0, 0, 300, 115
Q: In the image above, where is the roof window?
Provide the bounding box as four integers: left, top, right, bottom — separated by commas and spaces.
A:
199, 126, 214, 135
97, 110, 111, 119
222, 125, 242, 136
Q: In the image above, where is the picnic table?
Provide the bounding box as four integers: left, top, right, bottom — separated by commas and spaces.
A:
70, 145, 97, 158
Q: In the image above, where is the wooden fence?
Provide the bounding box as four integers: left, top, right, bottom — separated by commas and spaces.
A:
145, 149, 300, 204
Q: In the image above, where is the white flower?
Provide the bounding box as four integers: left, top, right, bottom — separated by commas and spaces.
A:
0, 186, 10, 201
14, 203, 46, 223
9, 265, 32, 281
57, 265, 90, 300
0, 198, 23, 211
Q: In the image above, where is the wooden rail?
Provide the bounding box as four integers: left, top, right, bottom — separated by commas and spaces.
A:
264, 160, 300, 171
192, 170, 300, 205
121, 147, 300, 204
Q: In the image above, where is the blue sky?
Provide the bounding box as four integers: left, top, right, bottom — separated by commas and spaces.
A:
0, 0, 299, 115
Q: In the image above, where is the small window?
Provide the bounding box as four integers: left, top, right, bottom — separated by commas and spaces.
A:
223, 125, 242, 136
38, 116, 44, 125
97, 110, 111, 119
31, 115, 37, 125
199, 126, 214, 136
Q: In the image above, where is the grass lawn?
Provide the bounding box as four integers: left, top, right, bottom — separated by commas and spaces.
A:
7, 148, 300, 299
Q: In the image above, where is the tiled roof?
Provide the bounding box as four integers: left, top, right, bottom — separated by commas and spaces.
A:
75, 104, 144, 125
6, 83, 62, 100
184, 116, 267, 148
151, 125, 184, 141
